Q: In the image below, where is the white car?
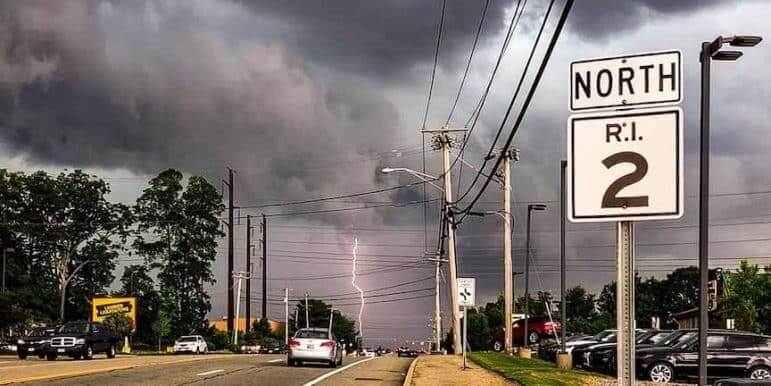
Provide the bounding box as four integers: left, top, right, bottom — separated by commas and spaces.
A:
287, 328, 343, 368
173, 335, 208, 354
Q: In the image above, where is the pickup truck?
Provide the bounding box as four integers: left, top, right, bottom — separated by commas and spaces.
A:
45, 321, 119, 360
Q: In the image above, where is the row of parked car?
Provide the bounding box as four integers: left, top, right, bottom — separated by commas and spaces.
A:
538, 328, 771, 383
14, 322, 120, 360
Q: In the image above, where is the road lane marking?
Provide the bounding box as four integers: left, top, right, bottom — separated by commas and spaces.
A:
268, 358, 284, 363
301, 357, 376, 386
196, 369, 225, 376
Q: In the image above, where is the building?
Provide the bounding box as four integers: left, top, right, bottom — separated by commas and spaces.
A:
209, 317, 285, 333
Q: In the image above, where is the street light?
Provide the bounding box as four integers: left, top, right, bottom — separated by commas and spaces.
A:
381, 167, 444, 192
524, 203, 546, 349
698, 34, 761, 386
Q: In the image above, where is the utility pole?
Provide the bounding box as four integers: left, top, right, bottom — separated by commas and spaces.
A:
329, 308, 335, 335
224, 168, 235, 332
262, 214, 267, 320
502, 150, 515, 354
232, 271, 250, 345
560, 161, 567, 353
524, 204, 546, 348
284, 288, 290, 345
246, 215, 252, 330
304, 292, 310, 328
424, 252, 447, 353
423, 127, 467, 354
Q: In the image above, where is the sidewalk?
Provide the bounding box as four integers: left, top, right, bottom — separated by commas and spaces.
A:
406, 355, 518, 386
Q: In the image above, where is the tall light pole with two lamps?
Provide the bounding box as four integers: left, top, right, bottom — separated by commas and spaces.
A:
698, 34, 762, 386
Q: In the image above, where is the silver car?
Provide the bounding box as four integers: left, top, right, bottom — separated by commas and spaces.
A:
288, 328, 343, 368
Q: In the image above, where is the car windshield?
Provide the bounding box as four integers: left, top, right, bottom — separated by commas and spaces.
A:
640, 331, 673, 345
59, 324, 88, 333
671, 332, 697, 347
593, 330, 614, 341
178, 337, 197, 342
28, 328, 50, 337
599, 332, 617, 342
567, 335, 589, 342
295, 330, 329, 339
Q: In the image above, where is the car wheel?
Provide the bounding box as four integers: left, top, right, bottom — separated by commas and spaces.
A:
749, 365, 771, 379
83, 345, 94, 360
107, 345, 116, 358
73, 354, 82, 360
528, 331, 540, 344
38, 353, 46, 359
328, 360, 337, 368
648, 362, 674, 383
46, 353, 57, 361
492, 341, 503, 352
17, 352, 27, 360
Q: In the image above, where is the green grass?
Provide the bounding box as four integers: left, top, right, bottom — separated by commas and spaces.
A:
469, 352, 607, 386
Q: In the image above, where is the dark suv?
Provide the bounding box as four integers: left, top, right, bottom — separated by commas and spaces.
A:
45, 322, 119, 360
637, 330, 771, 383
16, 327, 57, 359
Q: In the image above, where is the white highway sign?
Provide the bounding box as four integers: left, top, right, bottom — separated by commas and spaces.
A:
567, 107, 683, 222
457, 278, 476, 307
570, 50, 681, 111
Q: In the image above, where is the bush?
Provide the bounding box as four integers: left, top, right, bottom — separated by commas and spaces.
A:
206, 329, 230, 351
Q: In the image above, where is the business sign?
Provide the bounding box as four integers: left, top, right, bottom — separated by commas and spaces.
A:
457, 278, 476, 307
92, 297, 137, 331
567, 107, 683, 222
570, 51, 681, 111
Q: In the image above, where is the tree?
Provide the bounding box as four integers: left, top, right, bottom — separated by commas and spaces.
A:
11, 170, 132, 321
464, 309, 490, 350
117, 265, 159, 344
152, 309, 172, 352
482, 295, 504, 332
720, 261, 766, 333
252, 318, 276, 341
565, 286, 596, 320
103, 314, 134, 341
290, 298, 359, 349
134, 170, 224, 337
0, 291, 28, 332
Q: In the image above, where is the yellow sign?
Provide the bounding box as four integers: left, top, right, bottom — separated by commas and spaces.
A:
91, 297, 137, 331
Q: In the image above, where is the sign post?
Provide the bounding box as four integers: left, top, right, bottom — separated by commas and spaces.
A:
568, 50, 683, 386
457, 278, 476, 369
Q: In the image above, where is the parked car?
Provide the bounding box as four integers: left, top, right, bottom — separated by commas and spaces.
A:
16, 327, 57, 359
46, 322, 119, 360
287, 328, 343, 368
397, 346, 417, 357
637, 330, 771, 383
260, 342, 283, 354
585, 330, 673, 372
538, 333, 601, 361
173, 335, 208, 354
492, 316, 563, 350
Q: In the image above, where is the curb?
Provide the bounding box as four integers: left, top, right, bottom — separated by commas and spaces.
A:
402, 356, 420, 386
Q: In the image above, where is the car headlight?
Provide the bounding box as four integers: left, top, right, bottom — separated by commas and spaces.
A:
17, 339, 24, 344
75, 338, 86, 345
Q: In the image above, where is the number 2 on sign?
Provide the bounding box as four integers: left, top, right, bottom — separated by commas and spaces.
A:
601, 152, 649, 208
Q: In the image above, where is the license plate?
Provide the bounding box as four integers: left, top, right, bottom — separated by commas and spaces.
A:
28, 348, 34, 352
57, 348, 65, 353
307, 345, 314, 350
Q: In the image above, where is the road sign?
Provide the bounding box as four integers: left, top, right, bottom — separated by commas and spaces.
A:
570, 50, 681, 111
567, 107, 683, 222
457, 278, 476, 307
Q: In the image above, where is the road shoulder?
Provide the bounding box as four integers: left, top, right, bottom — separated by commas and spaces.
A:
407, 354, 517, 386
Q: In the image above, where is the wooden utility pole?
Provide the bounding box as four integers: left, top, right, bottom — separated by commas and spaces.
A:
262, 214, 267, 320
226, 168, 234, 332
246, 215, 252, 330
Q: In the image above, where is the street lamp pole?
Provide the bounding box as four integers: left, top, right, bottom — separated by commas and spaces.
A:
698, 34, 761, 386
524, 204, 546, 348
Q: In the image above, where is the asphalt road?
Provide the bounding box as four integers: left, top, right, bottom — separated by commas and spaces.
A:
0, 353, 413, 385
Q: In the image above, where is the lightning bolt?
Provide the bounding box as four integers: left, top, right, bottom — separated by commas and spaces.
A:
352, 237, 364, 338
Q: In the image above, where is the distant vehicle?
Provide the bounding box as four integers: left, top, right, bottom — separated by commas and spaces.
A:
242, 344, 261, 354
492, 316, 563, 349
260, 342, 283, 354
174, 335, 208, 354
397, 346, 417, 358
46, 322, 119, 360
287, 328, 343, 368
361, 347, 376, 357
16, 327, 56, 359
637, 330, 771, 383
385, 348, 392, 354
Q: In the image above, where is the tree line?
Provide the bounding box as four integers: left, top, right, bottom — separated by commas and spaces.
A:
0, 168, 223, 347
447, 263, 771, 352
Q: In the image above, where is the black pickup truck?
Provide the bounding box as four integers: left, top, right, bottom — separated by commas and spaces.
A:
16, 327, 57, 359
45, 321, 119, 360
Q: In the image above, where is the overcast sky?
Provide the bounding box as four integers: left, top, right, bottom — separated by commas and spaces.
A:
1, 0, 770, 345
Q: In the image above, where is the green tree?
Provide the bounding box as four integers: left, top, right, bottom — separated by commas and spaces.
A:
103, 313, 134, 340
720, 261, 766, 332
565, 286, 596, 319
133, 170, 224, 337
152, 309, 172, 352
251, 318, 276, 341
0, 291, 28, 332
10, 170, 132, 321
464, 309, 490, 350
482, 295, 504, 332
117, 265, 159, 344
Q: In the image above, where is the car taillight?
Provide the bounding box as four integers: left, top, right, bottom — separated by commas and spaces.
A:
320, 341, 334, 348
289, 338, 300, 347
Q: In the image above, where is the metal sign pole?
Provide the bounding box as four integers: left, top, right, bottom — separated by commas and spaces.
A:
616, 221, 635, 385
462, 306, 467, 369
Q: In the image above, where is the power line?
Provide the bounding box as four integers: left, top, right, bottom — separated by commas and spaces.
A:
263, 198, 439, 218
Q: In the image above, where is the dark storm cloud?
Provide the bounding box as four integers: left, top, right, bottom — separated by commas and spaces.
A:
239, 0, 511, 78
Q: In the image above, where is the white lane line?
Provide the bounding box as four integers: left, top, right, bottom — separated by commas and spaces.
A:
196, 369, 225, 376
301, 357, 376, 386
268, 358, 284, 363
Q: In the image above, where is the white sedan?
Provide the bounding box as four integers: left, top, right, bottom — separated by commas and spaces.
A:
173, 335, 208, 354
